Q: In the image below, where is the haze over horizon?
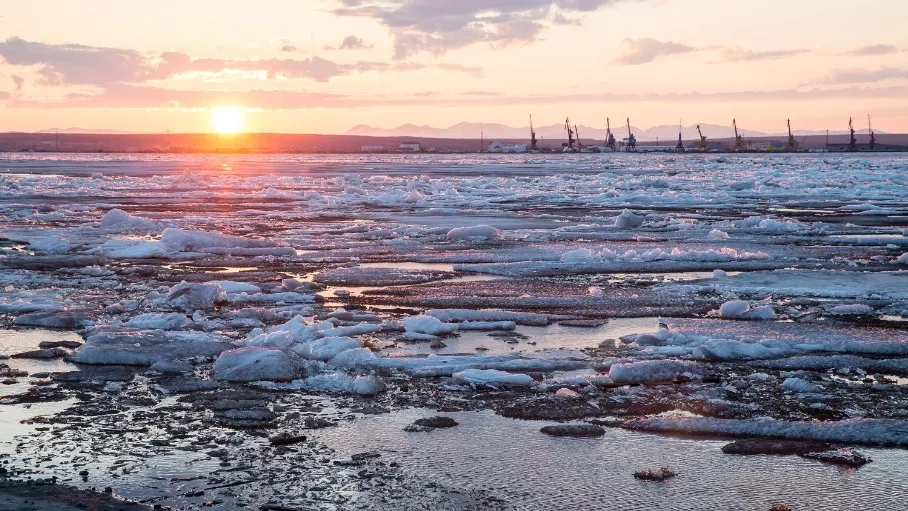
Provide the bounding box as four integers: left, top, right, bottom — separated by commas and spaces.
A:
1, 0, 907, 134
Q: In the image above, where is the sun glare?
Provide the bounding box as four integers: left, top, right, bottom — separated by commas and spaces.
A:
209, 106, 246, 134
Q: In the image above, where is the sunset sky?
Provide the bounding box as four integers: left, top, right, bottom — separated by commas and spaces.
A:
1, 0, 907, 134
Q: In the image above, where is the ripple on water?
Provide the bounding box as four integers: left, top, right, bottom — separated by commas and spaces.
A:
313, 409, 908, 511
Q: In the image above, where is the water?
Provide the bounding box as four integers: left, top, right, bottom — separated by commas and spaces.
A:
0, 329, 81, 397
385, 317, 659, 356
314, 409, 908, 510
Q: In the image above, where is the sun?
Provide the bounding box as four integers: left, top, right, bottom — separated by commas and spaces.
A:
209, 106, 246, 134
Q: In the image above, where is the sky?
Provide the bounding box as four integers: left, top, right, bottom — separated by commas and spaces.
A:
1, 0, 907, 134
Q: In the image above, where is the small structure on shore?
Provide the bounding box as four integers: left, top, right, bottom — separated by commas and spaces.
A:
488, 141, 528, 153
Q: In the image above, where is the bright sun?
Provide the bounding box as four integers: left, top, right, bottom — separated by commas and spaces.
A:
209, 106, 246, 134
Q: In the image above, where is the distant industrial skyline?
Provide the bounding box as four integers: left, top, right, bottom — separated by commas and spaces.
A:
1, 0, 907, 134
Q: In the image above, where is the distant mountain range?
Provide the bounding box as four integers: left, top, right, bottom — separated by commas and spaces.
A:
346, 122, 884, 142
36, 128, 133, 135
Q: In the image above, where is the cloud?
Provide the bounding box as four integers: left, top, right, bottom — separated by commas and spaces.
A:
0, 37, 150, 85
723, 47, 809, 62
333, 0, 626, 58
325, 36, 374, 50
822, 66, 908, 84
0, 91, 9, 100
846, 44, 899, 56
614, 38, 696, 65
154, 52, 354, 82
11, 84, 907, 110
280, 44, 300, 52
0, 37, 378, 85
11, 75, 24, 91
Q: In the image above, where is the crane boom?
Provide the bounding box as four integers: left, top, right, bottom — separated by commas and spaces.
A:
606, 117, 616, 151
786, 119, 796, 152
564, 117, 575, 150
868, 114, 876, 151
625, 117, 636, 151
696, 124, 708, 152
733, 118, 744, 152
849, 117, 857, 151
529, 114, 537, 151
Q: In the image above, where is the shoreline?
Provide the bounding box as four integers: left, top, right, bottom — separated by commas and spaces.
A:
0, 479, 151, 511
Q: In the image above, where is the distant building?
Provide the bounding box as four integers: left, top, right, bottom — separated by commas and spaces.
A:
360, 145, 384, 152
487, 141, 528, 153
398, 142, 421, 152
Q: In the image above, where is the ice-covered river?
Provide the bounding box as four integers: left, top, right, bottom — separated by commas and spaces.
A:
1, 152, 908, 509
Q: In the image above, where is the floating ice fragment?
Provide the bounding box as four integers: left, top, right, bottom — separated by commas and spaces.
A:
100, 208, 160, 231
827, 304, 874, 316
708, 229, 730, 240
213, 347, 299, 382
404, 315, 459, 336
453, 368, 534, 387
608, 360, 702, 385
614, 209, 645, 229
446, 225, 502, 241
781, 377, 822, 393
719, 300, 750, 318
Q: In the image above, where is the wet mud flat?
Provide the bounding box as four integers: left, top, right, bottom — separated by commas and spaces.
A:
2, 152, 908, 509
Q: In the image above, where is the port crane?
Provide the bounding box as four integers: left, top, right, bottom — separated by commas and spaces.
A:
696, 125, 708, 152
848, 117, 857, 151
575, 124, 583, 151
564, 117, 575, 151
733, 119, 745, 152
529, 115, 537, 151
625, 118, 636, 151
675, 120, 685, 152
868, 114, 876, 151
605, 118, 617, 151
786, 119, 796, 152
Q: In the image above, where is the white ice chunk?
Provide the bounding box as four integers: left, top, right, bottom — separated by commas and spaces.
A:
614, 209, 645, 229
453, 368, 534, 387
608, 360, 702, 385
405, 315, 459, 336
781, 377, 822, 393
707, 229, 730, 240
719, 300, 750, 318
828, 304, 874, 316
162, 282, 226, 312
446, 225, 502, 241
213, 347, 298, 382
292, 336, 363, 361
100, 208, 160, 231
212, 280, 262, 294
127, 313, 191, 330
329, 347, 377, 368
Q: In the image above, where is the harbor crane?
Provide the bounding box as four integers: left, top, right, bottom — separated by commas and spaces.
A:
564, 117, 575, 151
868, 114, 876, 151
675, 120, 685, 152
849, 117, 857, 151
575, 124, 583, 150
733, 119, 745, 152
696, 125, 708, 152
606, 118, 617, 151
786, 119, 796, 152
529, 115, 537, 151
625, 118, 636, 151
